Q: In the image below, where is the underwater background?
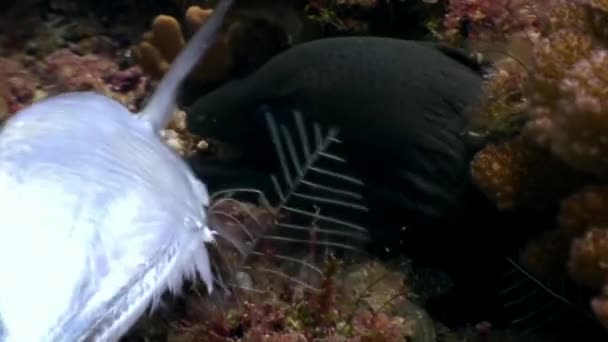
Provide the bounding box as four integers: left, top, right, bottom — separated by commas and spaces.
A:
2, 0, 608, 341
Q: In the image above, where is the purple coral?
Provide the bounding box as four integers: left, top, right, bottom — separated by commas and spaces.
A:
104, 66, 145, 93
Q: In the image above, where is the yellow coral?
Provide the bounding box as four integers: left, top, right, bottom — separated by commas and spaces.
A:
568, 227, 608, 289
558, 186, 608, 238
470, 135, 583, 211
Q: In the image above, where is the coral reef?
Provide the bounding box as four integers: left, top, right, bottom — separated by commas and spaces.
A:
132, 3, 292, 84
125, 257, 418, 342
441, 0, 608, 327
7, 0, 608, 338
0, 1, 211, 159
0, 49, 150, 115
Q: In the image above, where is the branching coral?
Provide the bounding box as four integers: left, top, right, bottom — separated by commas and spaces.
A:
445, 0, 608, 326
444, 1, 608, 176
133, 7, 232, 82
133, 4, 293, 84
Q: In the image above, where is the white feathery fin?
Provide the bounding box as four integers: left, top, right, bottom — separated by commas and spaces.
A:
139, 0, 235, 130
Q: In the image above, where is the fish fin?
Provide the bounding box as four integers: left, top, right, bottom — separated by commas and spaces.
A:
208, 106, 371, 294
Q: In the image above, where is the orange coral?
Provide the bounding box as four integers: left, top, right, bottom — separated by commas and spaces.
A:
568, 227, 608, 289
133, 15, 183, 79
185, 5, 232, 82
133, 6, 232, 82
185, 5, 213, 32
558, 186, 608, 238
470, 134, 583, 211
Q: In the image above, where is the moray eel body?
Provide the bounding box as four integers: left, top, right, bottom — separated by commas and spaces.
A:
188, 36, 483, 238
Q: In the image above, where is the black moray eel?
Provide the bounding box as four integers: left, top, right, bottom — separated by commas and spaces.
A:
187, 36, 484, 245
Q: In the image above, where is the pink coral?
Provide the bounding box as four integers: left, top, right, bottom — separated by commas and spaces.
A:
39, 49, 150, 111
40, 49, 119, 92
534, 49, 608, 175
